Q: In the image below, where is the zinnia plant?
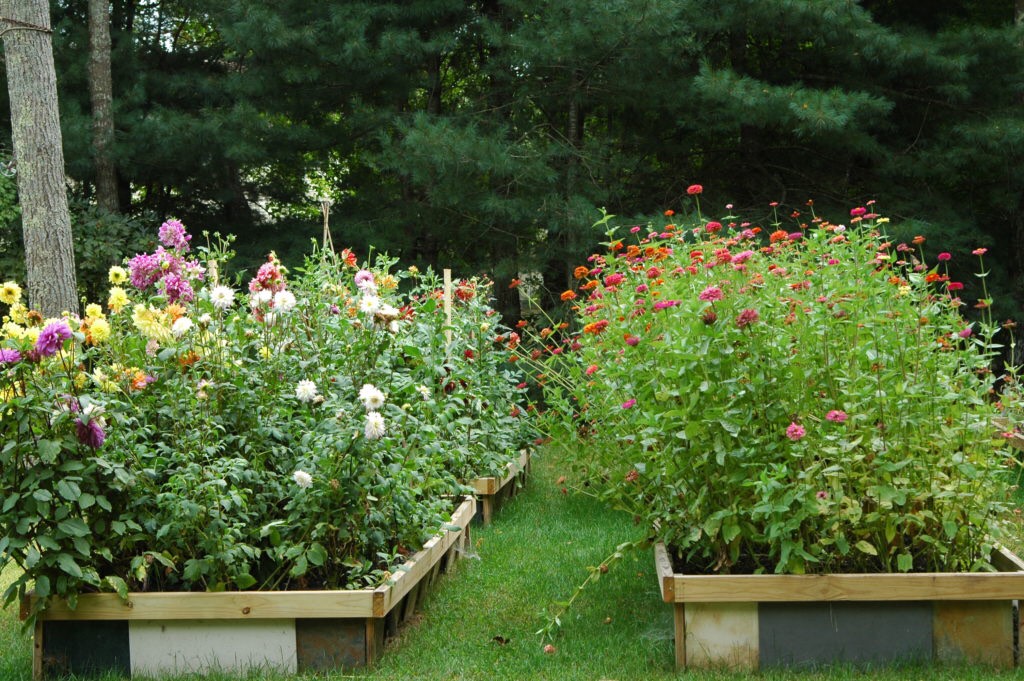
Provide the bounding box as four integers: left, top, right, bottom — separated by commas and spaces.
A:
0, 222, 530, 624
528, 200, 1019, 575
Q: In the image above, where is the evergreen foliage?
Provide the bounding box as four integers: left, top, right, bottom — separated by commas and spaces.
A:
0, 0, 1020, 318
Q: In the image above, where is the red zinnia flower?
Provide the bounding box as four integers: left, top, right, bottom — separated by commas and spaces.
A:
686, 184, 703, 195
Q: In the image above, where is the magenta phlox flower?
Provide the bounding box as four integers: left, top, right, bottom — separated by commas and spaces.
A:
75, 418, 106, 448
248, 258, 286, 294
128, 252, 163, 290
35, 321, 73, 357
158, 219, 191, 252
160, 274, 195, 303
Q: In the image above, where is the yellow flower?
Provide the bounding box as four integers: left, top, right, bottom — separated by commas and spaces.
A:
108, 266, 128, 284
259, 346, 272, 359
8, 302, 26, 324
108, 287, 129, 314
74, 372, 89, 389
85, 303, 105, 320
379, 274, 399, 291
87, 318, 111, 345
132, 304, 172, 341
2, 321, 25, 340
407, 265, 419, 275
0, 281, 21, 305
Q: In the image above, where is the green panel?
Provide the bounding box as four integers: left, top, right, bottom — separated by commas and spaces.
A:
759, 601, 933, 668
42, 620, 130, 678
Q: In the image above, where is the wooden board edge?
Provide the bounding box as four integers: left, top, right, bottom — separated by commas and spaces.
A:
653, 543, 675, 603
374, 496, 475, 616
670, 572, 1024, 603
39, 498, 477, 622
469, 450, 532, 496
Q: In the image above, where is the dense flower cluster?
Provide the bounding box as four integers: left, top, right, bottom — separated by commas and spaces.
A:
526, 197, 1017, 575
1, 222, 530, 623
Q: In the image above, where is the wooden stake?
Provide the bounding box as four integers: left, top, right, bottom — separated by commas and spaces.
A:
443, 268, 453, 347
320, 198, 334, 253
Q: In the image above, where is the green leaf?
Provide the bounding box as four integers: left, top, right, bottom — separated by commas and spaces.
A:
897, 553, 913, 572
306, 543, 327, 567
37, 440, 62, 463
289, 555, 308, 577
233, 573, 257, 589
854, 540, 878, 556
78, 493, 95, 510
57, 553, 83, 578
31, 489, 52, 502
942, 520, 959, 540
34, 575, 50, 599
2, 493, 19, 512
104, 575, 129, 599
57, 518, 90, 538
56, 479, 81, 502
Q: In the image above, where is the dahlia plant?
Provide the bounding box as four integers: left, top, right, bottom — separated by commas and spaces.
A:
530, 199, 1019, 575
0, 221, 529, 623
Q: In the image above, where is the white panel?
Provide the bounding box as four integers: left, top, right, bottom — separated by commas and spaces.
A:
129, 618, 297, 675
685, 601, 759, 669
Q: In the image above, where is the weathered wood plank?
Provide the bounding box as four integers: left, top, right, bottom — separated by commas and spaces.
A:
656, 543, 1024, 603
470, 449, 531, 496
34, 497, 475, 622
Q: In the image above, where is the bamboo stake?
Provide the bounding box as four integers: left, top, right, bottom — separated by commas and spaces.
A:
443, 268, 453, 347
320, 197, 334, 253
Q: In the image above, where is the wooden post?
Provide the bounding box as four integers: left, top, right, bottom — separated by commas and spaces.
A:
443, 268, 453, 347
674, 604, 686, 668
320, 198, 334, 253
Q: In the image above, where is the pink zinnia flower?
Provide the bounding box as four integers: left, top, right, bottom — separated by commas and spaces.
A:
826, 409, 848, 423
630, 225, 642, 233
621, 398, 637, 409
653, 300, 680, 311
699, 286, 723, 302
624, 335, 640, 346
585, 364, 598, 376
937, 252, 952, 262
786, 422, 806, 441
972, 248, 988, 256
850, 207, 867, 217
687, 184, 703, 195
736, 309, 759, 328
959, 327, 973, 339
635, 284, 649, 294
705, 221, 722, 233
604, 273, 625, 287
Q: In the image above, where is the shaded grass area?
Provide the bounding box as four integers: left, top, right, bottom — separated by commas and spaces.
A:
3, 450, 1024, 679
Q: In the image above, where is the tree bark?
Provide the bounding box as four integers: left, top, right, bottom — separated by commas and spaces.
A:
88, 0, 119, 213
1, 1, 79, 316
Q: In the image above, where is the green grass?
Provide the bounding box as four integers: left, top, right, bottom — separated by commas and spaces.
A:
4, 451, 1024, 679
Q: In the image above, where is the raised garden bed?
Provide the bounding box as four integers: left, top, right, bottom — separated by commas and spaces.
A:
469, 449, 531, 525
654, 542, 1024, 670
24, 497, 475, 679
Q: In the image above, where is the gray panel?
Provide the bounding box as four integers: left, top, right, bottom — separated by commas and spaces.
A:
42, 620, 130, 678
296, 618, 367, 671
759, 601, 933, 668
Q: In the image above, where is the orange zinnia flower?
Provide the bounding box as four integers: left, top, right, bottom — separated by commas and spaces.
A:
560, 290, 577, 301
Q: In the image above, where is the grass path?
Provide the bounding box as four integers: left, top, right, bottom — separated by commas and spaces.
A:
4, 449, 1024, 679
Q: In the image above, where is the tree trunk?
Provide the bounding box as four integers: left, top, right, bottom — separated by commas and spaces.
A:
1017, 0, 1024, 26
1, 1, 78, 316
88, 0, 119, 213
